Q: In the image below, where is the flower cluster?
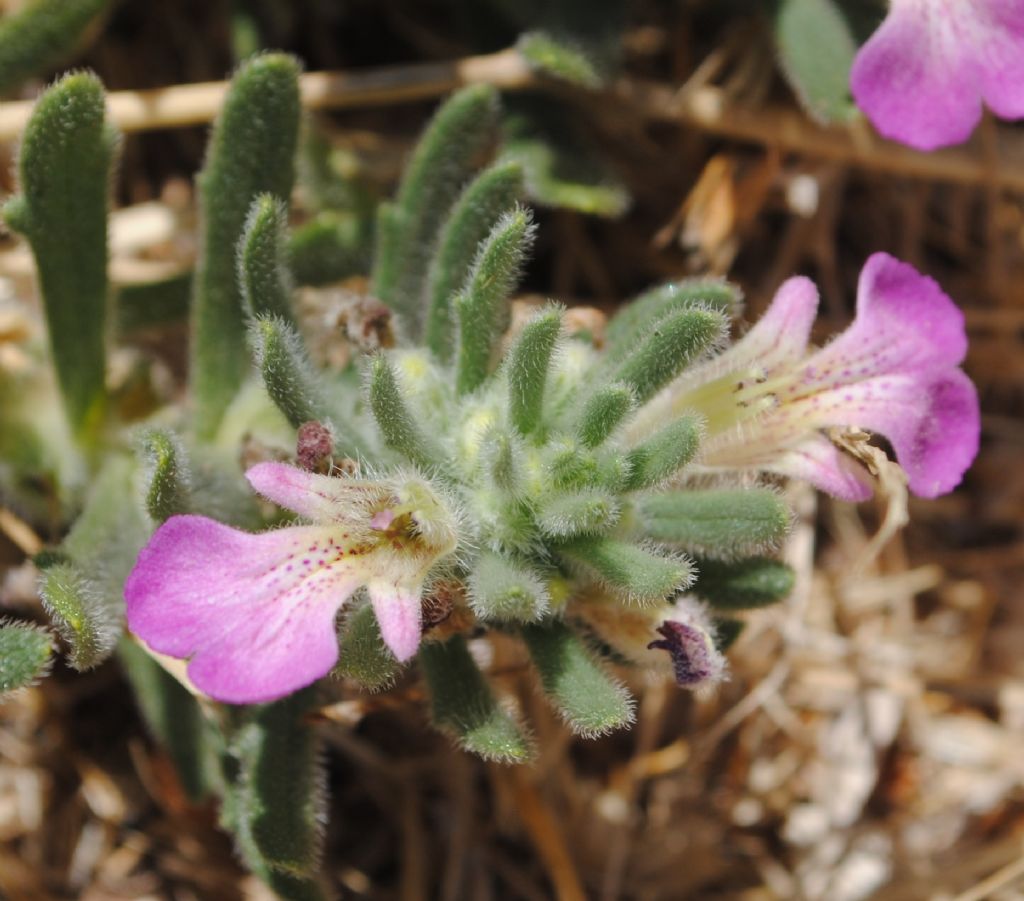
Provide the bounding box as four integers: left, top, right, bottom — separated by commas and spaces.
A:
125, 253, 979, 706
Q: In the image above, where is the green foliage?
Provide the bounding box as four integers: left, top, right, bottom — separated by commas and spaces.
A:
559, 537, 692, 604
425, 162, 524, 361
638, 488, 792, 557
468, 552, 550, 622
288, 212, 369, 286
693, 556, 796, 609
116, 274, 192, 334
0, 620, 54, 695
419, 635, 532, 763
506, 305, 562, 437
335, 601, 402, 691
371, 85, 501, 330
604, 308, 727, 403
118, 638, 216, 801
39, 457, 147, 669
774, 0, 859, 123
223, 688, 326, 888
455, 207, 535, 395
536, 489, 619, 538
622, 415, 702, 490
249, 316, 325, 430
605, 279, 741, 355
5, 72, 115, 438
191, 53, 301, 440
137, 428, 191, 524
38, 561, 113, 671
501, 97, 629, 217
0, 0, 113, 94
522, 620, 633, 736
367, 355, 444, 470
517, 31, 603, 88
239, 195, 295, 323
575, 383, 635, 448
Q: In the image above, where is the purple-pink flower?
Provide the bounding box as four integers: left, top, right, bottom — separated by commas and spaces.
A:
125, 463, 458, 704
626, 253, 980, 501
851, 0, 1024, 150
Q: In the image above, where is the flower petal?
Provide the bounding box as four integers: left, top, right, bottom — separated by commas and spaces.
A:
246, 464, 380, 528
126, 515, 360, 703
971, 0, 1024, 120
781, 369, 979, 498
728, 276, 819, 373
851, 0, 981, 149
761, 435, 875, 502
367, 580, 423, 662
802, 253, 967, 388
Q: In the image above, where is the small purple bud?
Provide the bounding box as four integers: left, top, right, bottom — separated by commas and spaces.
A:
296, 421, 333, 473
647, 620, 718, 688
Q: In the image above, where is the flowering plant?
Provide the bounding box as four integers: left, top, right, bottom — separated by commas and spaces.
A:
0, 32, 983, 898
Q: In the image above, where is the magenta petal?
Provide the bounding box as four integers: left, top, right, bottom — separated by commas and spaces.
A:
730, 276, 818, 372
125, 516, 358, 703
367, 580, 422, 662
246, 461, 363, 524
888, 369, 980, 498
805, 253, 967, 387
973, 0, 1024, 119
787, 369, 979, 499
767, 435, 875, 502
851, 1, 980, 150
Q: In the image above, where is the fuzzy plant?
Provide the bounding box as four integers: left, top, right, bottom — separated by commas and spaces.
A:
0, 53, 981, 899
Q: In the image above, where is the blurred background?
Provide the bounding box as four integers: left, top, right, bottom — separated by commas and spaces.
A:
1, 1, 1023, 898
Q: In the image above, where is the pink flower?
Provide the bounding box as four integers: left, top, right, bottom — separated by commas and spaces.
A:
626, 253, 980, 501
851, 0, 1024, 150
125, 463, 458, 704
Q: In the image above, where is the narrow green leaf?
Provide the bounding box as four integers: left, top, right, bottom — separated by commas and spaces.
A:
0, 0, 113, 94
522, 620, 633, 737
0, 621, 54, 695
136, 428, 191, 524
518, 31, 603, 88
638, 488, 792, 557
501, 98, 629, 217
191, 53, 301, 440
371, 85, 501, 329
6, 72, 114, 437
480, 429, 524, 495
419, 635, 532, 763
334, 601, 403, 691
367, 355, 442, 470
468, 552, 549, 622
575, 383, 635, 448
622, 415, 702, 490
606, 308, 727, 403
693, 556, 796, 610
39, 562, 115, 670
536, 490, 619, 539
455, 207, 535, 395
40, 456, 148, 670
559, 537, 692, 604
506, 305, 562, 437
239, 194, 295, 323
249, 315, 325, 430
605, 278, 741, 358
288, 212, 369, 287
226, 688, 326, 883
425, 161, 524, 361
